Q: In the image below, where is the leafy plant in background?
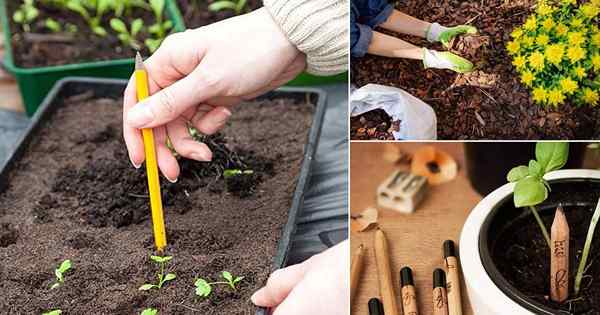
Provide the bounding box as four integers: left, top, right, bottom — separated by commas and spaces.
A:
195, 271, 244, 297
64, 0, 112, 36
110, 18, 144, 50
113, 0, 149, 17
44, 18, 62, 32
42, 310, 62, 315
145, 0, 173, 53
506, 142, 569, 247
208, 0, 248, 15
50, 259, 72, 289
13, 0, 39, 32
139, 255, 176, 291
141, 308, 158, 315
507, 0, 600, 107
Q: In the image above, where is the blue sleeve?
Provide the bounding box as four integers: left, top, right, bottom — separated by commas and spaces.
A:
351, 0, 394, 57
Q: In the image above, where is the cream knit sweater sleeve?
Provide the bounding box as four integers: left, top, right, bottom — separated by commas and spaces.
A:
263, 0, 348, 76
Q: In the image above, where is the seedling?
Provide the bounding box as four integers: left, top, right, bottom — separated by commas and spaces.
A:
141, 308, 158, 315
145, 0, 173, 52
110, 18, 144, 50
50, 259, 72, 289
209, 0, 248, 15
42, 310, 62, 315
139, 255, 176, 291
65, 0, 111, 36
113, 0, 149, 17
13, 0, 39, 32
574, 198, 600, 295
506, 142, 569, 248
195, 271, 245, 298
45, 18, 62, 33
223, 169, 254, 178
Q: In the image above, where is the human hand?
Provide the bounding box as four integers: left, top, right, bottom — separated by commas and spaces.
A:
427, 23, 478, 47
251, 241, 349, 315
123, 8, 306, 182
423, 49, 474, 73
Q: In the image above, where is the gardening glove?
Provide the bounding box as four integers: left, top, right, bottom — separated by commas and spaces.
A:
426, 22, 478, 47
123, 8, 305, 182
422, 48, 474, 73
251, 241, 349, 315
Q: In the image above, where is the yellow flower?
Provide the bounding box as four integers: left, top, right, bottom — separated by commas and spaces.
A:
571, 18, 584, 28
521, 71, 535, 86
536, 34, 550, 46
574, 66, 587, 79
532, 86, 547, 103
568, 32, 585, 46
521, 36, 535, 47
593, 54, 600, 71
581, 4, 600, 18
511, 28, 523, 39
559, 77, 578, 94
567, 46, 586, 63
524, 16, 537, 31
548, 88, 566, 106
512, 55, 527, 69
582, 88, 599, 105
592, 0, 600, 6
556, 23, 568, 36
542, 18, 554, 31
507, 41, 520, 55
529, 51, 545, 71
562, 0, 576, 6
592, 33, 600, 46
545, 44, 564, 65
537, 3, 555, 15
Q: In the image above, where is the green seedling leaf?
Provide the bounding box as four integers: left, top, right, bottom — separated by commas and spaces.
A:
139, 284, 157, 291
54, 269, 64, 283
233, 276, 244, 284
45, 19, 62, 32
141, 308, 158, 315
150, 255, 172, 263
50, 283, 60, 290
92, 26, 107, 36
110, 18, 128, 33
145, 38, 162, 53
514, 176, 548, 208
13, 11, 25, 23
507, 165, 529, 182
195, 279, 212, 297
222, 271, 233, 282
150, 0, 166, 18
58, 260, 72, 274
131, 19, 144, 37
42, 310, 62, 315
164, 273, 176, 281
535, 142, 569, 173
209, 1, 238, 12
528, 160, 542, 178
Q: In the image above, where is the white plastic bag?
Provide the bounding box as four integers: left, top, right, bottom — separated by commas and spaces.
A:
350, 84, 437, 140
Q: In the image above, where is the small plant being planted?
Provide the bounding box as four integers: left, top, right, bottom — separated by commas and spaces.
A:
141, 308, 158, 315
50, 259, 71, 289
139, 255, 176, 291
195, 271, 245, 297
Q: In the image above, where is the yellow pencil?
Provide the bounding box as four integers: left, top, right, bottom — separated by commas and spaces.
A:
135, 52, 167, 252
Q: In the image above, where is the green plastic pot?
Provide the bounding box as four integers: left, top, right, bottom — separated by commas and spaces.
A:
0, 0, 186, 116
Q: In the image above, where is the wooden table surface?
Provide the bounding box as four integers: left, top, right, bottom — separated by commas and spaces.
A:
350, 142, 482, 315
0, 25, 25, 113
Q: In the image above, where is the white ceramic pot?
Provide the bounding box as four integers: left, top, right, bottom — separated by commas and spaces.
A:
459, 169, 600, 315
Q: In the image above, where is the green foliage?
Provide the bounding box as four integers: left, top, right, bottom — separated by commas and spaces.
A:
575, 198, 600, 295
223, 169, 254, 178
145, 0, 173, 53
110, 18, 144, 50
195, 271, 244, 298
141, 308, 158, 315
139, 255, 176, 291
208, 0, 248, 15
63, 0, 112, 36
113, 0, 149, 17
42, 310, 62, 315
13, 0, 39, 32
45, 18, 62, 32
50, 260, 72, 290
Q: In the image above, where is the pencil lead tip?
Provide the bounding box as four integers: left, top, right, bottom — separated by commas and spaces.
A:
135, 52, 144, 70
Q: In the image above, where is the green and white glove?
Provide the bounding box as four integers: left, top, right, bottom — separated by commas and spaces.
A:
426, 23, 478, 47
422, 49, 474, 73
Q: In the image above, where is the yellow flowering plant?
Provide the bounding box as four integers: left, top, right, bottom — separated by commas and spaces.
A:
507, 0, 600, 107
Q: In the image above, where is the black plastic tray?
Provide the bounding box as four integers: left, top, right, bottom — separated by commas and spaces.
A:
0, 77, 327, 315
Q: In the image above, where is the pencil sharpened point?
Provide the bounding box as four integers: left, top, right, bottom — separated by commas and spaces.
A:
135, 52, 144, 70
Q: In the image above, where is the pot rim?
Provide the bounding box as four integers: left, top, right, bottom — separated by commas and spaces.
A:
459, 169, 600, 314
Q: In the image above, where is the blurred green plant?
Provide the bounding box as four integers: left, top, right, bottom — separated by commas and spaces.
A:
50, 259, 72, 289
145, 0, 173, 52
110, 18, 144, 50
139, 255, 176, 291
208, 0, 248, 15
13, 0, 39, 32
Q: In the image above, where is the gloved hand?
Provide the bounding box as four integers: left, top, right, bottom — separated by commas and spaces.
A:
427, 22, 478, 47
422, 48, 474, 73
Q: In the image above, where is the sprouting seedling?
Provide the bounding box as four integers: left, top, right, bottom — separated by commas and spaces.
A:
42, 310, 62, 315
45, 18, 62, 33
110, 18, 144, 50
145, 0, 173, 53
113, 0, 149, 17
65, 0, 111, 36
13, 0, 39, 32
574, 197, 600, 295
139, 255, 176, 291
50, 259, 72, 289
194, 271, 245, 298
141, 308, 158, 315
223, 169, 254, 178
506, 142, 569, 248
208, 0, 248, 15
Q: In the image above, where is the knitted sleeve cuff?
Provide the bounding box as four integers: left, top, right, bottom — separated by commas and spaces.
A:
263, 0, 349, 76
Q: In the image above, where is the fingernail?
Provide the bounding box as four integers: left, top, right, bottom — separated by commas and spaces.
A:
191, 151, 212, 161
212, 108, 232, 125
127, 101, 154, 128
166, 176, 178, 183
130, 156, 142, 169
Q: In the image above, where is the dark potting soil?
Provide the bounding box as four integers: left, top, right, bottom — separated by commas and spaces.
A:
491, 184, 600, 314
350, 0, 600, 140
350, 109, 399, 140
176, 0, 262, 28
7, 2, 162, 68
0, 93, 314, 314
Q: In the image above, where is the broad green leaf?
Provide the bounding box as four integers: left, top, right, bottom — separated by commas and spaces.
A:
535, 142, 569, 173
110, 18, 128, 33
163, 20, 173, 30
145, 38, 162, 53
141, 308, 158, 315
118, 33, 130, 42
528, 160, 542, 178
13, 11, 24, 23
514, 176, 548, 207
194, 279, 212, 297
131, 19, 144, 36
150, 0, 166, 17
93, 26, 107, 36
58, 260, 71, 273
45, 19, 62, 32
507, 165, 529, 182
222, 271, 233, 282
164, 273, 176, 281
209, 1, 238, 12
25, 7, 39, 20
236, 0, 248, 13
139, 283, 156, 291
42, 310, 62, 315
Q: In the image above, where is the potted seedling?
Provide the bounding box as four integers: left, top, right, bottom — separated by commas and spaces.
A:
139, 255, 177, 291
194, 271, 245, 298
0, 0, 185, 115
461, 142, 600, 314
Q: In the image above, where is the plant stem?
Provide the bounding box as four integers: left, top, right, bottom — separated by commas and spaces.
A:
529, 206, 551, 248
575, 198, 600, 295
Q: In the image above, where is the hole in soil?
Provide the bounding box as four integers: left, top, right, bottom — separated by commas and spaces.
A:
0, 223, 18, 247
350, 109, 400, 140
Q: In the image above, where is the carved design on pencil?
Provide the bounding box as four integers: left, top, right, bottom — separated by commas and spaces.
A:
400, 266, 419, 315
551, 205, 569, 303
443, 240, 463, 315
433, 268, 449, 315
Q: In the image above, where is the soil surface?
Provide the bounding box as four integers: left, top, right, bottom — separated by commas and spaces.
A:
177, 0, 262, 28
0, 92, 315, 314
490, 181, 600, 314
350, 0, 600, 139
7, 2, 164, 68
350, 109, 399, 140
